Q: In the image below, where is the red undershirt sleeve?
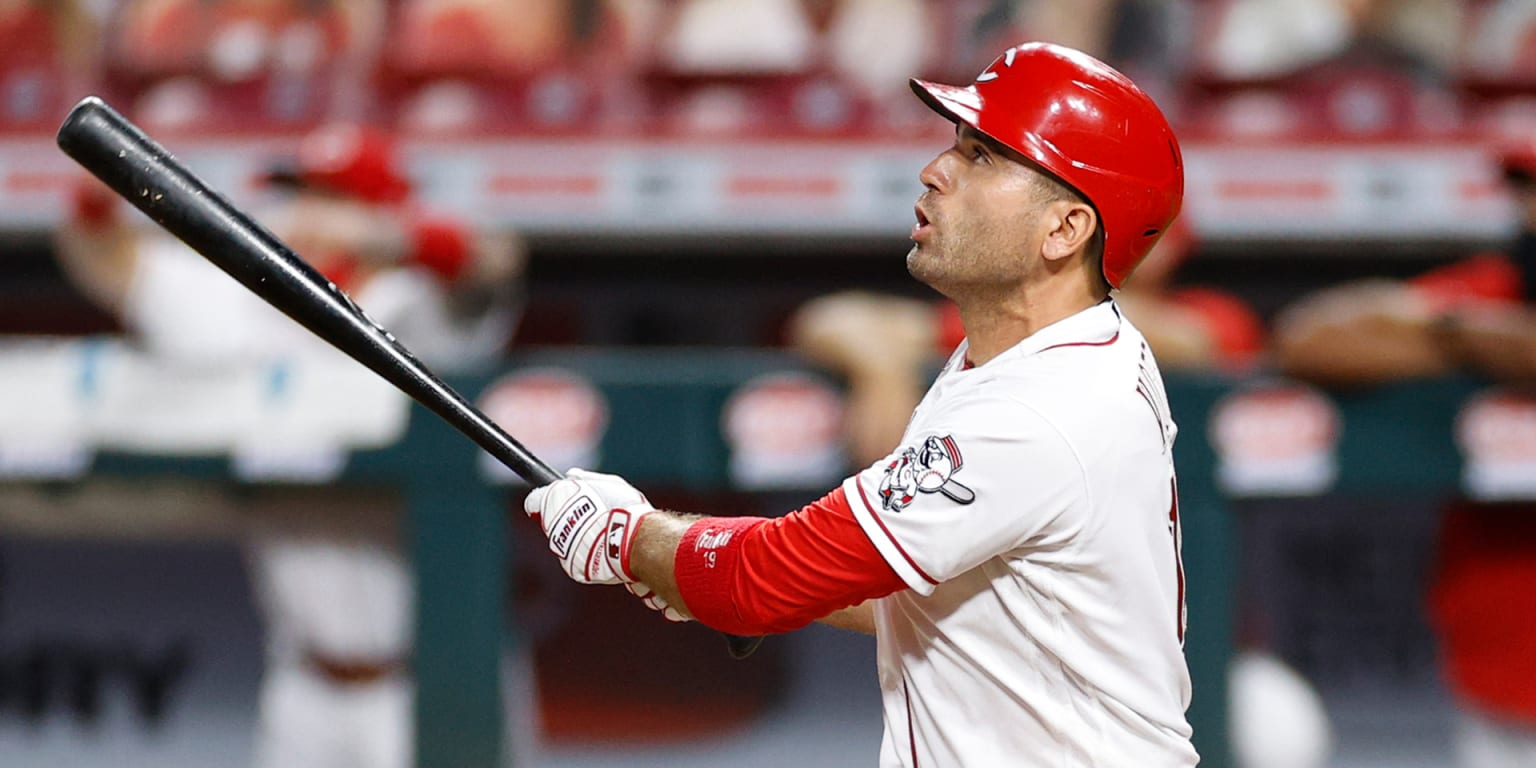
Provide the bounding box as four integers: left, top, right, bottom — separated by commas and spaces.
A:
673, 487, 907, 636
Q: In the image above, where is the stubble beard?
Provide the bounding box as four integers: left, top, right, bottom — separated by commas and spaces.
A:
908, 220, 1017, 301
907, 239, 951, 296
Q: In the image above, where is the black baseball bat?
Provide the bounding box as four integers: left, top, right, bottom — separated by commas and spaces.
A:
55, 96, 764, 661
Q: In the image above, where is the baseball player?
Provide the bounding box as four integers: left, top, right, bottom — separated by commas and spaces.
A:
54, 123, 526, 768
525, 42, 1195, 765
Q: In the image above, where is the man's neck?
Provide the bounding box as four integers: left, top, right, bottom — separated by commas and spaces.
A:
956, 288, 1106, 367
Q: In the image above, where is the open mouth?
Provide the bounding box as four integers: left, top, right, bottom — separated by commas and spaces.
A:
912, 204, 931, 240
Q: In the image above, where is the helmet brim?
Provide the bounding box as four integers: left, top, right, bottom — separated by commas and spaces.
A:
910, 78, 982, 128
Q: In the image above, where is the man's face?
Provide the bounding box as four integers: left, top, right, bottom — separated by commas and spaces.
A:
907, 125, 1051, 298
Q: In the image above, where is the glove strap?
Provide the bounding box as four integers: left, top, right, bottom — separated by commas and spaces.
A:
604, 508, 647, 582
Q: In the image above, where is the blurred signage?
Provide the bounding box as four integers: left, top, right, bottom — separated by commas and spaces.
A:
0, 538, 261, 765
0, 137, 1512, 239
1184, 142, 1508, 241
1209, 382, 1341, 497
1456, 389, 1536, 500
722, 372, 845, 490
477, 368, 609, 483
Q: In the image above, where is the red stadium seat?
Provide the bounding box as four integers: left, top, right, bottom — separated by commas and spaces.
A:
0, 3, 83, 134
1470, 96, 1536, 145
105, 0, 380, 135
1459, 0, 1536, 92
382, 0, 617, 137
1180, 0, 1468, 142
639, 0, 876, 139
1184, 63, 1466, 141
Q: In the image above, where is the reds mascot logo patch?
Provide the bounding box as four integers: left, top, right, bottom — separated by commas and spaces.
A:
878, 435, 975, 512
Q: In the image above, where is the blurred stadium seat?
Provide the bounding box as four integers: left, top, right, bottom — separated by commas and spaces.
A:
103, 0, 381, 134
1179, 0, 1474, 140
380, 0, 633, 137
1182, 61, 1466, 140
1458, 0, 1536, 91
640, 0, 949, 139
1456, 0, 1536, 144
0, 1, 93, 135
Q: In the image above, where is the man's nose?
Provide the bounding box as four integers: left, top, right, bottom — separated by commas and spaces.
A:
918, 151, 951, 193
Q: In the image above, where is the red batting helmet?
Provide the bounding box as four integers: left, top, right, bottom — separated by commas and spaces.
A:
265, 123, 412, 205
911, 43, 1184, 289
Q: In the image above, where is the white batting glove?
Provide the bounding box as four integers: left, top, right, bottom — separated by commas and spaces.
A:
625, 582, 692, 623
566, 468, 652, 512
524, 469, 653, 585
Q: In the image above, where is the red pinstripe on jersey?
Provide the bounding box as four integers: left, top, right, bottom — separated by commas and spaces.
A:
1169, 477, 1186, 645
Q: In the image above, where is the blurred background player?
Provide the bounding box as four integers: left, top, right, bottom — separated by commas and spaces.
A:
1273, 139, 1536, 768
52, 121, 526, 768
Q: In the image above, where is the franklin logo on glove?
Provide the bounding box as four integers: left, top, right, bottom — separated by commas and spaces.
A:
550, 494, 599, 559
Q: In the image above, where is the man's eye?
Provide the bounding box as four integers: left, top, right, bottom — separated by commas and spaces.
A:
971, 146, 988, 162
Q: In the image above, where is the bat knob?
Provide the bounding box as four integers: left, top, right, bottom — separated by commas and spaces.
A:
725, 634, 765, 659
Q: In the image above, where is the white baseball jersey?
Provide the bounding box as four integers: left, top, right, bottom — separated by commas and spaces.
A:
841, 300, 1196, 767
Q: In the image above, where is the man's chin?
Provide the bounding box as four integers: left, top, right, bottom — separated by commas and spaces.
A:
906, 244, 942, 285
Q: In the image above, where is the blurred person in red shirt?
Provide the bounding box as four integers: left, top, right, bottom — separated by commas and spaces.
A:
1274, 141, 1536, 768
54, 123, 526, 768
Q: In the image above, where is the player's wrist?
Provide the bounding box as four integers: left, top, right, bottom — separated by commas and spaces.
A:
606, 506, 652, 582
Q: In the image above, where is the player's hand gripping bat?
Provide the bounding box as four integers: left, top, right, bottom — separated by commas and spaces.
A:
55, 96, 765, 660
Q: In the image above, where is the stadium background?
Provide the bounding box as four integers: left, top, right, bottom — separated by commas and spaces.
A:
3, 1, 1536, 767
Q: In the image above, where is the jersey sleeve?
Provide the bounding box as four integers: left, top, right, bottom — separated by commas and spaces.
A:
840, 397, 1085, 595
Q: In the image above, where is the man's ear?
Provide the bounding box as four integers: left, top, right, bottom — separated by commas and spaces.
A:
1040, 202, 1097, 264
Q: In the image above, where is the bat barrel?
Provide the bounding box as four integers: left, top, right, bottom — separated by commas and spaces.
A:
58, 97, 272, 276
57, 97, 753, 658
55, 97, 561, 487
